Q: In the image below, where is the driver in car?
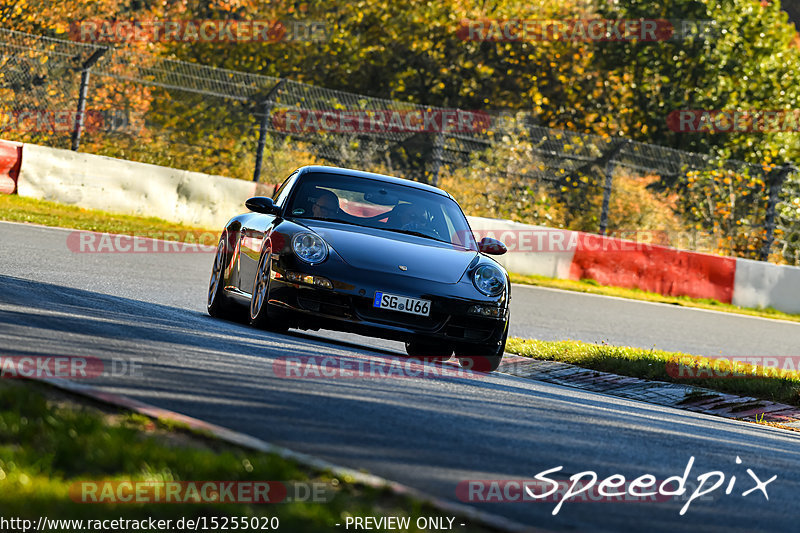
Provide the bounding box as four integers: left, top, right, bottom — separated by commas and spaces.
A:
311, 189, 341, 219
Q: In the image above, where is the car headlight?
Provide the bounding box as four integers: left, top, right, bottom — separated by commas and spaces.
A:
292, 232, 328, 264
473, 264, 505, 296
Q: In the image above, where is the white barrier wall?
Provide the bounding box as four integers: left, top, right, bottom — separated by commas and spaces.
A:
733, 258, 800, 314
17, 144, 257, 228
466, 216, 576, 279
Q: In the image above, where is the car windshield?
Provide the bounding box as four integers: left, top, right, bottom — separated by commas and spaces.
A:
287, 172, 478, 250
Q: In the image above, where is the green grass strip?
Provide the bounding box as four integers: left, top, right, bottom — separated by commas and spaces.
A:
0, 194, 213, 236
0, 381, 488, 531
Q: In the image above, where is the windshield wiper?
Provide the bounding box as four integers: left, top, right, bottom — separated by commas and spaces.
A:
296, 216, 359, 226
382, 228, 450, 244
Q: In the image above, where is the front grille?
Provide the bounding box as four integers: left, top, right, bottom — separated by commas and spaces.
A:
354, 301, 446, 331
297, 292, 352, 318
444, 315, 499, 341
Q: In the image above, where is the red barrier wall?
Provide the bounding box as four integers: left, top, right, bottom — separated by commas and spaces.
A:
0, 140, 22, 194
569, 233, 737, 303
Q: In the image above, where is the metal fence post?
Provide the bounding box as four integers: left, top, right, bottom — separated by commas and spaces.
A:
759, 163, 795, 262
253, 79, 286, 183
70, 47, 107, 151
429, 132, 445, 187
598, 139, 630, 236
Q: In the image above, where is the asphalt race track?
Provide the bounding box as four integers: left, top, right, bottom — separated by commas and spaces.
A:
2, 220, 800, 532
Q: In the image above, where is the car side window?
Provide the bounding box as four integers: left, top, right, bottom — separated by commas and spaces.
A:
273, 171, 299, 208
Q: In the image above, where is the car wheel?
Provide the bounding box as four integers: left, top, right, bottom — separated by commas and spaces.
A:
207, 236, 244, 321
456, 328, 508, 373
250, 248, 289, 333
405, 340, 453, 361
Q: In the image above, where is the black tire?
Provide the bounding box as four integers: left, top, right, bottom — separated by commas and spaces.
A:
455, 328, 508, 373
207, 236, 244, 321
405, 340, 453, 361
250, 248, 290, 333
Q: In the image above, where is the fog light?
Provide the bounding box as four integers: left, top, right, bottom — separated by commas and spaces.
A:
313, 277, 333, 289
468, 305, 506, 318
283, 270, 332, 289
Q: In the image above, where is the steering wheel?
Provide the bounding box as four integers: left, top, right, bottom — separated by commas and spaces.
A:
400, 221, 426, 232
401, 221, 446, 241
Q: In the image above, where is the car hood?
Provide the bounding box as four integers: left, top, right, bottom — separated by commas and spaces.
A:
301, 221, 477, 284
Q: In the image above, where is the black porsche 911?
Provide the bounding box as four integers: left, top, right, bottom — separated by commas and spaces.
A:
207, 165, 510, 371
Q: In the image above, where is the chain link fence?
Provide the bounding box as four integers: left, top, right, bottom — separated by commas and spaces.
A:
1, 28, 798, 264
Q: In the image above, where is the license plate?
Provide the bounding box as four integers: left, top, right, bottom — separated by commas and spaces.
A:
373, 292, 431, 317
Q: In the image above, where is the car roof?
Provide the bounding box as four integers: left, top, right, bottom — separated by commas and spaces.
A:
295, 166, 451, 198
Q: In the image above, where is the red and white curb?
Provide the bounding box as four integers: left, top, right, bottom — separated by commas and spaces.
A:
499, 355, 800, 429
27, 376, 540, 533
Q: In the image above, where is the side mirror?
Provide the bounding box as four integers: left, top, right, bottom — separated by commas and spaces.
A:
245, 196, 280, 216
478, 237, 507, 256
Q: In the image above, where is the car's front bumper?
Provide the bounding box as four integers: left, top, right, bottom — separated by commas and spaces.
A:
263, 256, 509, 347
